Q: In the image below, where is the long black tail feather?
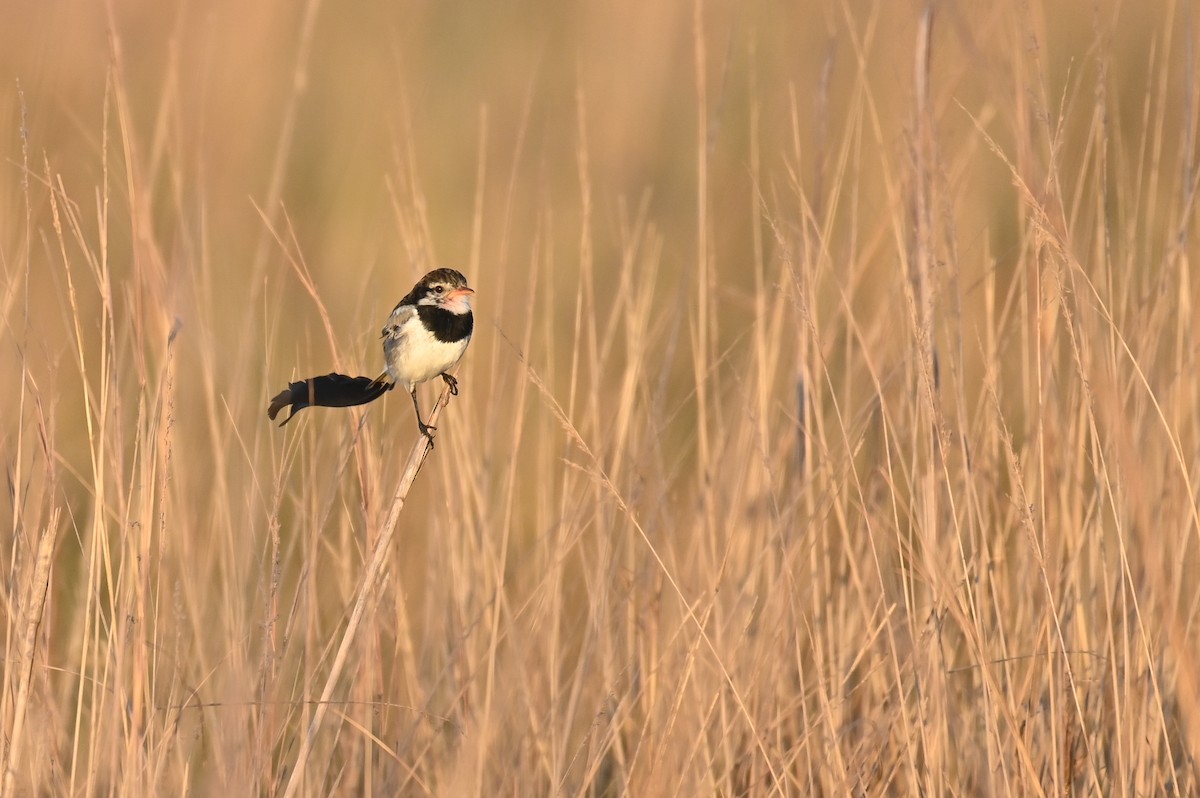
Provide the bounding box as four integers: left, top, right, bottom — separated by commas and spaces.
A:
267, 373, 393, 426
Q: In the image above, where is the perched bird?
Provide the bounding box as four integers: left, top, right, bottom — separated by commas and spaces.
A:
268, 268, 475, 435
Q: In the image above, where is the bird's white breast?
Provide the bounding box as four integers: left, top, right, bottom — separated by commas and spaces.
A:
383, 313, 471, 392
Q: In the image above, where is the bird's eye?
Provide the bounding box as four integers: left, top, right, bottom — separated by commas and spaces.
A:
432, 285, 444, 294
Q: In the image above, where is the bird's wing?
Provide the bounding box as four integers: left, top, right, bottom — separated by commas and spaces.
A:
381, 302, 417, 380
381, 302, 417, 339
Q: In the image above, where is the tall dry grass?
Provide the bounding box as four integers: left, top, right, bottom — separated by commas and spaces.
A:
1, 0, 1198, 794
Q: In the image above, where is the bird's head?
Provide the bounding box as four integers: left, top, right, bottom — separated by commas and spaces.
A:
416, 268, 474, 314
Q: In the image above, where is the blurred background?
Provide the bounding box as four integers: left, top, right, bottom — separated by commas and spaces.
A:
2, 0, 1199, 794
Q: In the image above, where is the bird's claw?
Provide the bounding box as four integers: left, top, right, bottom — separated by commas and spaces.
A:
441, 373, 459, 396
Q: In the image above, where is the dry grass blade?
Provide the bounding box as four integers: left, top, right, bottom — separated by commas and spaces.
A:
1, 510, 59, 798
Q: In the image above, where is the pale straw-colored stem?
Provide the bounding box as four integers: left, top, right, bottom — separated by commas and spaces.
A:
1, 509, 60, 798
281, 385, 452, 798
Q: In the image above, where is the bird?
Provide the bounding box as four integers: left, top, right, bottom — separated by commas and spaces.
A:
267, 268, 475, 436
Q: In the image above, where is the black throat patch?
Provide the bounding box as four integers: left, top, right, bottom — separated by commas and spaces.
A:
418, 306, 473, 343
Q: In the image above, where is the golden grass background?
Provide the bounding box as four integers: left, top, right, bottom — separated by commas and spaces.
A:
2, 0, 1199, 794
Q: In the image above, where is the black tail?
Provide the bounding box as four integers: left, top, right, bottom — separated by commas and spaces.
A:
267, 373, 393, 426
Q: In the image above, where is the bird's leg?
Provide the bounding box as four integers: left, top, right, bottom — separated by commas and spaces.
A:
440, 372, 459, 396
411, 388, 436, 437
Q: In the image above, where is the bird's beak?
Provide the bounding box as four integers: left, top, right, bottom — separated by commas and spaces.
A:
447, 287, 475, 299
